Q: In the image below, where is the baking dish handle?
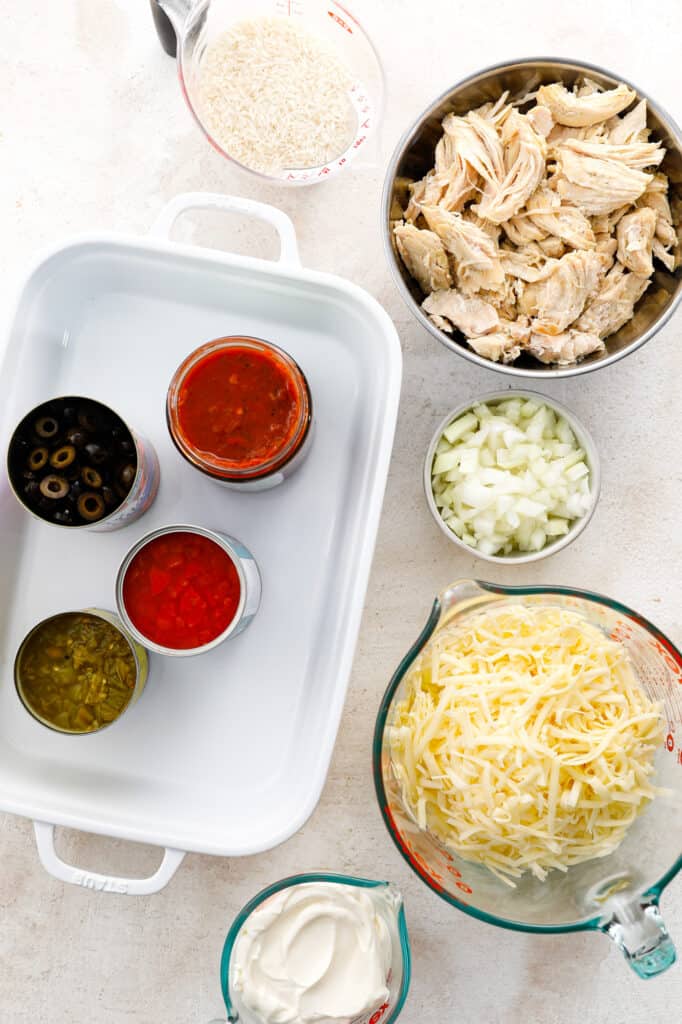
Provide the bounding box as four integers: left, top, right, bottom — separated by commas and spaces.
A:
150, 192, 301, 267
33, 821, 185, 895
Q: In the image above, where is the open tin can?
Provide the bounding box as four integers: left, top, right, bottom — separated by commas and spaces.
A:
6, 395, 160, 531
14, 608, 149, 735
115, 524, 262, 657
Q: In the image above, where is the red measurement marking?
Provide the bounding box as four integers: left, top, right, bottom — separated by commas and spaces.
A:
353, 135, 367, 149
667, 733, 675, 752
369, 1004, 390, 1024
446, 865, 462, 878
654, 642, 682, 676
456, 881, 473, 895
610, 623, 633, 643
328, 10, 353, 33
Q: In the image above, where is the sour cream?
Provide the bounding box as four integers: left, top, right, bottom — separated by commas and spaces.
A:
231, 882, 392, 1024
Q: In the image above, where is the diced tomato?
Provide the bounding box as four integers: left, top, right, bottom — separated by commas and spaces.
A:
149, 567, 171, 596
122, 531, 240, 649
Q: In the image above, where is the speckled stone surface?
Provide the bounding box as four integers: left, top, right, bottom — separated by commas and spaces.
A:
1, 1, 681, 1021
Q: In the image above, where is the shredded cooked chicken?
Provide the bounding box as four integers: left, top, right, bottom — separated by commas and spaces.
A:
537, 81, 635, 127
467, 317, 531, 363
574, 264, 651, 338
606, 99, 650, 145
616, 208, 657, 276
421, 206, 505, 293
517, 184, 596, 249
422, 289, 499, 336
553, 145, 653, 215
556, 137, 664, 171
394, 223, 452, 293
394, 76, 678, 366
528, 328, 605, 365
473, 110, 547, 223
518, 250, 605, 334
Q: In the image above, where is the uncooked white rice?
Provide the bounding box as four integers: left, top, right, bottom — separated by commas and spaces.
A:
197, 16, 356, 175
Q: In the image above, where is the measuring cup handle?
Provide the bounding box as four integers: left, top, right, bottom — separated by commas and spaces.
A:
149, 1, 178, 57
602, 896, 677, 978
150, 193, 302, 267
33, 821, 186, 896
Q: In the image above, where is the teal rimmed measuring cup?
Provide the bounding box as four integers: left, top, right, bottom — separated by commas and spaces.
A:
217, 873, 411, 1024
374, 579, 682, 979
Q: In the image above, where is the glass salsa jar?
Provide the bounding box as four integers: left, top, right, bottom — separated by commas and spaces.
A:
166, 337, 313, 490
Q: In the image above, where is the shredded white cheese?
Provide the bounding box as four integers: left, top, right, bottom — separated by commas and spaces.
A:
197, 16, 356, 176
390, 605, 663, 885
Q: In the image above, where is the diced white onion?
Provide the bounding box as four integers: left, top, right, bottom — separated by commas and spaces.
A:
430, 399, 593, 556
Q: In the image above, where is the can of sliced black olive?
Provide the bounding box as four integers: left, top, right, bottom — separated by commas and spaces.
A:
14, 608, 149, 735
6, 396, 160, 531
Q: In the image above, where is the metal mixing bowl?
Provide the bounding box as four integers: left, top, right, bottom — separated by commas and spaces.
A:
383, 58, 682, 378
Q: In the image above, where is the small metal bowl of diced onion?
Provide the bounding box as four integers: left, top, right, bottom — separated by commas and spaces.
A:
424, 391, 600, 563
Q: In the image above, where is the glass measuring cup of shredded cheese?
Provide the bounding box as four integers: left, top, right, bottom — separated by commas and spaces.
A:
374, 580, 682, 979
151, 0, 383, 184
214, 873, 411, 1024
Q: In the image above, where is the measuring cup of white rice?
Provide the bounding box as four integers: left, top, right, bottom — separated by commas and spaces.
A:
153, 0, 384, 184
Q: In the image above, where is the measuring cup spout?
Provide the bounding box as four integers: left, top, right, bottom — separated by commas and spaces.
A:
601, 896, 676, 978
437, 579, 493, 627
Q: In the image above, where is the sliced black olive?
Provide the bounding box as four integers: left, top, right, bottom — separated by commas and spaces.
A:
101, 485, 117, 507
84, 442, 109, 465
23, 480, 40, 501
81, 466, 103, 488
77, 491, 106, 521
65, 427, 88, 448
77, 406, 99, 432
117, 463, 136, 490
61, 405, 77, 424
40, 475, 69, 500
34, 416, 59, 440
20, 468, 37, 481
68, 479, 84, 499
53, 508, 75, 526
49, 445, 77, 469
28, 447, 49, 471
117, 439, 135, 457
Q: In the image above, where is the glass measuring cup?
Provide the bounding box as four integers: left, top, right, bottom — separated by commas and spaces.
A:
216, 873, 411, 1024
151, 0, 384, 184
373, 580, 682, 978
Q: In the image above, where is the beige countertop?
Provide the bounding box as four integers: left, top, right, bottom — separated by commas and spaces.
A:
1, 1, 681, 1021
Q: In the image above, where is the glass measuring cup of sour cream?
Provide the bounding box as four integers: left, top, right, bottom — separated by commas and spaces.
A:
216, 874, 411, 1024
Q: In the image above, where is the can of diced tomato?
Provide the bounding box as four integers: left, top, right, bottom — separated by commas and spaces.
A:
115, 525, 262, 657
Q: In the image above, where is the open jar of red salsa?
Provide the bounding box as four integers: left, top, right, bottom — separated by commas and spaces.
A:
166, 337, 313, 490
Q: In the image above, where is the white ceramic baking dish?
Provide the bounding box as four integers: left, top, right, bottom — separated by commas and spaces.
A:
0, 193, 402, 895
